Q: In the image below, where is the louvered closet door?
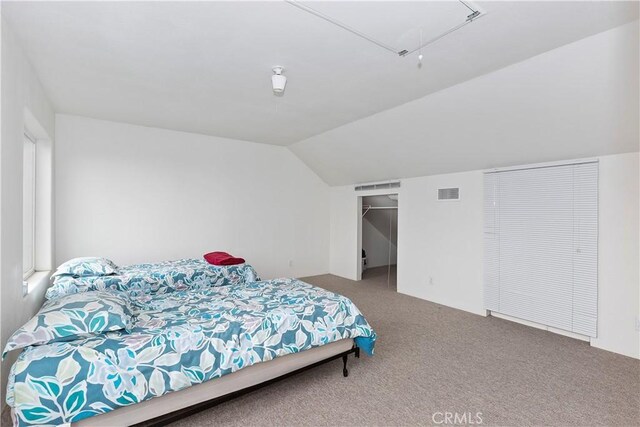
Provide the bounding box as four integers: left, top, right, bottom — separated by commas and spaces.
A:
484, 162, 598, 337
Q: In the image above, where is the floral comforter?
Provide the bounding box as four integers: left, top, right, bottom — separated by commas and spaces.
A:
7, 278, 376, 426
45, 258, 260, 301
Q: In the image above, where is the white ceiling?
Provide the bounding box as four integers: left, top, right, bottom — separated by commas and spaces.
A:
3, 1, 638, 146
291, 19, 639, 185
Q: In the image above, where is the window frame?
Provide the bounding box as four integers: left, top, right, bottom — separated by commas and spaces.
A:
23, 130, 37, 279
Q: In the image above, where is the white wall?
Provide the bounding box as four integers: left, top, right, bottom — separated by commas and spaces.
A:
55, 115, 330, 280
590, 153, 639, 357
398, 171, 485, 316
329, 187, 359, 281
329, 153, 639, 358
1, 16, 56, 404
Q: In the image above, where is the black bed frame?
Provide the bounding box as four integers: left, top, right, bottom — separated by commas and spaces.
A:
132, 346, 361, 427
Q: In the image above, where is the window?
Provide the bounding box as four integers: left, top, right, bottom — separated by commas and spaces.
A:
23, 131, 36, 278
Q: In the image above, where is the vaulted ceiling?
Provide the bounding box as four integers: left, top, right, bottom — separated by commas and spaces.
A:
4, 1, 637, 145
3, 1, 638, 184
291, 19, 639, 184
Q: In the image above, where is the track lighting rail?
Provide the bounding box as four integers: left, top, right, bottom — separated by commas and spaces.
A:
286, 0, 485, 59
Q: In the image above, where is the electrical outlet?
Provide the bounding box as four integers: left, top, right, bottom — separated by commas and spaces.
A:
427, 276, 434, 286
635, 316, 640, 333
288, 259, 294, 268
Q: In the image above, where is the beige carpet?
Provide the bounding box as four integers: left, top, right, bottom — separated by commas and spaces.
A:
167, 268, 639, 426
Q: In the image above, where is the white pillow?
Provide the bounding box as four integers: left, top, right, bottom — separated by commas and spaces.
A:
51, 257, 119, 278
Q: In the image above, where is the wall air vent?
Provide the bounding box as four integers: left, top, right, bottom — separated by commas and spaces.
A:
438, 188, 460, 200
355, 181, 401, 192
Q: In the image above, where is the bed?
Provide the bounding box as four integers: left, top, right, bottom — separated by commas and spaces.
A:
76, 339, 357, 427
45, 258, 261, 301
5, 259, 376, 427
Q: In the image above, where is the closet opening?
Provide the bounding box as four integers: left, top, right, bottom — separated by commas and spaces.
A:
358, 194, 398, 290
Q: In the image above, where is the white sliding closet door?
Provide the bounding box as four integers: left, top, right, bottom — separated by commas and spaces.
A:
484, 162, 598, 337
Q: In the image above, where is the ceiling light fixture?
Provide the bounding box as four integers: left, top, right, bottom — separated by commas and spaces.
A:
272, 67, 287, 95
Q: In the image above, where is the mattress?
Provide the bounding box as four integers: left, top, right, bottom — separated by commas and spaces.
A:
7, 278, 376, 426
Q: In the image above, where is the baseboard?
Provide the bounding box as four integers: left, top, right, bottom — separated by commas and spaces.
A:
489, 311, 590, 342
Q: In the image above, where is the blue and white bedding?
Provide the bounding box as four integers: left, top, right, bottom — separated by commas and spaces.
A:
46, 258, 260, 301
6, 278, 376, 426
3, 292, 134, 356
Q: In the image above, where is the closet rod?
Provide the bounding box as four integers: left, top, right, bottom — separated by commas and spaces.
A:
362, 206, 398, 210
362, 205, 398, 217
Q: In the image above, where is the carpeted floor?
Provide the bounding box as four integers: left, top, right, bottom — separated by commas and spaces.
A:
166, 267, 639, 427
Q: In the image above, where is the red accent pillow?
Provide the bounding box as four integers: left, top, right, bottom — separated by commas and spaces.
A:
203, 251, 246, 266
